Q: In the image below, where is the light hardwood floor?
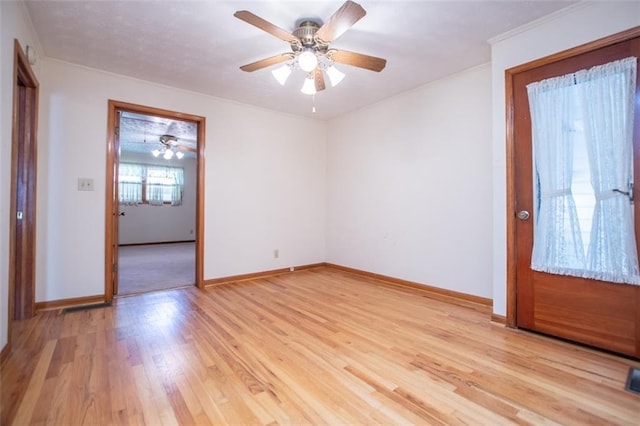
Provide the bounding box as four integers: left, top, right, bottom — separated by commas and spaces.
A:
2, 267, 639, 425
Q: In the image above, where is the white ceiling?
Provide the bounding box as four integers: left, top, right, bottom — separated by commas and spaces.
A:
24, 0, 577, 120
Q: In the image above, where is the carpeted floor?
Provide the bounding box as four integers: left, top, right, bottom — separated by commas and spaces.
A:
117, 242, 195, 295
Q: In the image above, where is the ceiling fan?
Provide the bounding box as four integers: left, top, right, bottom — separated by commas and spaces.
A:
234, 0, 386, 94
152, 134, 194, 160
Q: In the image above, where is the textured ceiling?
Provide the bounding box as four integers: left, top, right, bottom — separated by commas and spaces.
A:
119, 112, 197, 158
24, 0, 578, 120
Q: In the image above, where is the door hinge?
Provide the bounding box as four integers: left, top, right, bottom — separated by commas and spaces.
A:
114, 126, 120, 137
113, 263, 118, 273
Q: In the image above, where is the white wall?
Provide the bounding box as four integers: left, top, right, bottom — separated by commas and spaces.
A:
490, 2, 640, 315
118, 152, 197, 245
326, 64, 493, 298
37, 58, 327, 302
0, 1, 43, 352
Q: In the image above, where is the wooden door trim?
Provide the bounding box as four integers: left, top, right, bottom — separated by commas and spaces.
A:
8, 39, 39, 345
505, 26, 640, 327
104, 100, 206, 302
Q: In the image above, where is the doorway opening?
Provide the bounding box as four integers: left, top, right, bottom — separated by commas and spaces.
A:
105, 101, 205, 301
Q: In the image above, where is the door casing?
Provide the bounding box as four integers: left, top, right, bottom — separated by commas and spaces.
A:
104, 101, 206, 301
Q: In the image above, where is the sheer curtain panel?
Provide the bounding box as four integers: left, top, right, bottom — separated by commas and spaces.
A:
578, 57, 639, 284
526, 57, 639, 285
119, 163, 143, 205
527, 75, 585, 274
145, 165, 184, 206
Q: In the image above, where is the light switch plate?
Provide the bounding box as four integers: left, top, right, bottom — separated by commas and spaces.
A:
78, 178, 94, 191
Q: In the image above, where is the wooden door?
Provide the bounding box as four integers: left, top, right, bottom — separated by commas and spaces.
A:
9, 40, 38, 322
512, 34, 640, 357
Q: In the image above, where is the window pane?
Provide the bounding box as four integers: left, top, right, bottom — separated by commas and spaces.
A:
145, 165, 184, 205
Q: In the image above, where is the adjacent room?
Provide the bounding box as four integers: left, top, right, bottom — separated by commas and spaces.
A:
1, 1, 639, 424
116, 111, 198, 295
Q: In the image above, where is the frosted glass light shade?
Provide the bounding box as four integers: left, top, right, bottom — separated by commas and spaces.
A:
152, 149, 161, 157
326, 65, 345, 87
298, 51, 318, 72
301, 76, 316, 95
176, 151, 184, 159
271, 64, 291, 85
163, 149, 174, 160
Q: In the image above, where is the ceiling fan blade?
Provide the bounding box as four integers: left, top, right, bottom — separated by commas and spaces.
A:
315, 68, 326, 92
240, 54, 292, 72
330, 49, 386, 72
175, 145, 197, 153
315, 1, 366, 43
234, 10, 298, 43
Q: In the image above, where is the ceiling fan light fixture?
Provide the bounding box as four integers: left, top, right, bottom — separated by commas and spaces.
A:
298, 50, 318, 73
301, 75, 316, 95
326, 65, 345, 87
235, 1, 387, 98
152, 149, 161, 157
163, 148, 174, 160
271, 64, 292, 85
176, 151, 184, 160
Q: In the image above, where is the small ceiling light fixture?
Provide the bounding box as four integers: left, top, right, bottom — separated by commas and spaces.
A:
301, 75, 317, 95
297, 49, 318, 73
325, 65, 345, 87
270, 55, 346, 94
271, 64, 292, 85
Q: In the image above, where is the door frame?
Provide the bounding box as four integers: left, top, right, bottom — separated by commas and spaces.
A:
8, 39, 39, 336
104, 100, 206, 302
505, 26, 640, 327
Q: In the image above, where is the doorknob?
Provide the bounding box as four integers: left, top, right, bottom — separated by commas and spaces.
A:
516, 210, 530, 220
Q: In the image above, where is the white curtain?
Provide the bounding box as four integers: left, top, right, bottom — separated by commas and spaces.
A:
527, 75, 586, 274
119, 163, 143, 205
146, 183, 164, 206
119, 163, 184, 206
146, 165, 184, 206
527, 57, 639, 285
167, 166, 184, 206
578, 57, 639, 284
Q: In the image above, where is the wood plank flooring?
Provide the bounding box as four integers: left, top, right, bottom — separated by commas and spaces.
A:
2, 267, 639, 425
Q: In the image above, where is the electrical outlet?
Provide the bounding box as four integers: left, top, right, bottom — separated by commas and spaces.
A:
274, 249, 279, 259
77, 178, 94, 191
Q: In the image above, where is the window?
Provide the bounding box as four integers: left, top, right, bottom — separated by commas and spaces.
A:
119, 163, 184, 206
526, 57, 639, 285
